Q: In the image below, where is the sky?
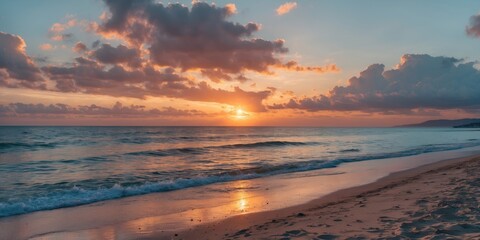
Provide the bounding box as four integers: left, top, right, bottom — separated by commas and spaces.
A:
0, 0, 479, 126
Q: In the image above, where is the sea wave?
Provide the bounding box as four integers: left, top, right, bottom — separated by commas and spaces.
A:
116, 132, 300, 144
0, 142, 56, 153
0, 158, 335, 217
339, 148, 361, 153
129, 141, 318, 157
221, 141, 313, 148
1, 139, 480, 217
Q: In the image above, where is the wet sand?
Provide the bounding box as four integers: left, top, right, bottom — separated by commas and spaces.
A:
171, 155, 480, 240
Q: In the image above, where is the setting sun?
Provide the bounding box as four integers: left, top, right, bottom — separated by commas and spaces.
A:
235, 108, 248, 119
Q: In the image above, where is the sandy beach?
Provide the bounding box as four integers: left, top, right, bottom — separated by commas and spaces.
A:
168, 155, 480, 240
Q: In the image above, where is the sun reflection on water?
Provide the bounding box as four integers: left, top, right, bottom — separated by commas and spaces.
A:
238, 198, 247, 212
233, 181, 253, 214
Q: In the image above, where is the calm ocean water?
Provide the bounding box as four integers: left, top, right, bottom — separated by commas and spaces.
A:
0, 126, 479, 217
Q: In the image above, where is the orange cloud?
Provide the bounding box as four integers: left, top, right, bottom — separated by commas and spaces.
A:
276, 2, 297, 15
224, 3, 237, 15
40, 55, 273, 112
279, 61, 340, 73
39, 43, 54, 51
48, 18, 81, 42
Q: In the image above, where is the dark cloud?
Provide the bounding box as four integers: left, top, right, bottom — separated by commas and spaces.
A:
41, 56, 272, 111
91, 40, 101, 48
96, 1, 336, 79
33, 56, 49, 63
0, 102, 206, 117
90, 43, 142, 67
0, 32, 45, 88
271, 54, 480, 113
200, 69, 248, 83
98, 1, 281, 73
466, 13, 480, 38
42, 57, 185, 96
200, 69, 233, 82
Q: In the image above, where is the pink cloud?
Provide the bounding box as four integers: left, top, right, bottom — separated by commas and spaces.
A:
276, 2, 297, 16
39, 43, 54, 51
48, 18, 83, 42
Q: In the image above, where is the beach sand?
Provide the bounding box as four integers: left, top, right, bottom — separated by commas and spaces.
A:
169, 155, 480, 240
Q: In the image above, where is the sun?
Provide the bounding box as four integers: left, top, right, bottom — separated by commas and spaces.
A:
235, 108, 248, 119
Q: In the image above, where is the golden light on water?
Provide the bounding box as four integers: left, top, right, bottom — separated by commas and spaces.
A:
234, 181, 251, 214
238, 198, 247, 212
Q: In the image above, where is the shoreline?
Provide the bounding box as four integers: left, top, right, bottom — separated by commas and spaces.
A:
171, 153, 480, 240
1, 148, 480, 239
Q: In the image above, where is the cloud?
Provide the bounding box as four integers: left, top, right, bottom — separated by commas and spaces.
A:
200, 69, 233, 82
281, 61, 340, 73
49, 19, 76, 33
39, 43, 54, 51
147, 81, 272, 112
41, 56, 272, 111
73, 42, 88, 53
0, 32, 45, 88
0, 2, 335, 112
91, 40, 101, 48
271, 54, 480, 113
276, 2, 297, 16
51, 33, 74, 42
41, 57, 185, 95
224, 3, 237, 15
200, 69, 248, 83
0, 102, 207, 117
97, 1, 279, 73
95, 1, 334, 79
48, 19, 77, 42
90, 43, 141, 67
466, 12, 480, 38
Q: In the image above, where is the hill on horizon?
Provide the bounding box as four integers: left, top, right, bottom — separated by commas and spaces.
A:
397, 118, 480, 127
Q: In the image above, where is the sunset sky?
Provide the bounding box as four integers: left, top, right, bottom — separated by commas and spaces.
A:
1, 0, 480, 126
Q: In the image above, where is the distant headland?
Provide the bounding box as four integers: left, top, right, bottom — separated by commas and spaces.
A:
397, 119, 480, 128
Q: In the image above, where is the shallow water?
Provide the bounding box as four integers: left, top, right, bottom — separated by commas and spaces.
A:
1, 126, 479, 217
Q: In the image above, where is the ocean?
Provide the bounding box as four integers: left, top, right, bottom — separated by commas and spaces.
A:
0, 126, 479, 218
